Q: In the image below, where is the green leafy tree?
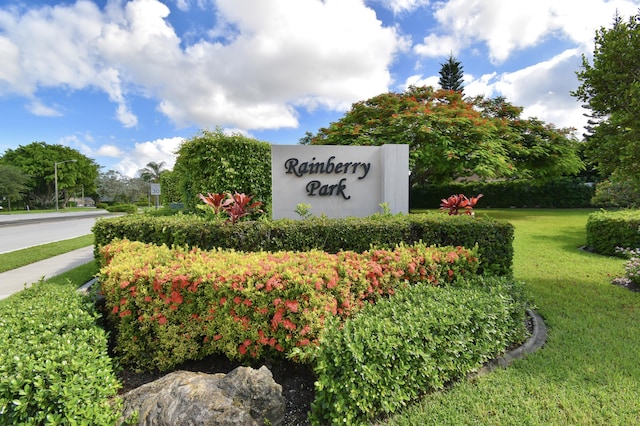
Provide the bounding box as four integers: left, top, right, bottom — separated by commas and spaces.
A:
96, 170, 148, 204
0, 142, 98, 208
311, 86, 513, 185
572, 11, 640, 188
438, 54, 465, 93
159, 169, 182, 204
472, 96, 585, 181
173, 128, 272, 211
0, 164, 31, 210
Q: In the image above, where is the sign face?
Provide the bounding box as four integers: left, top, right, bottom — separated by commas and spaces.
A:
150, 183, 161, 196
271, 145, 409, 219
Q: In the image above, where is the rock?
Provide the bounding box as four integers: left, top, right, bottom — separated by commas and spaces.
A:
120, 365, 285, 426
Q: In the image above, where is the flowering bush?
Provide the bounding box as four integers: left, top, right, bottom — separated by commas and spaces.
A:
614, 247, 640, 286
99, 239, 479, 371
440, 193, 484, 215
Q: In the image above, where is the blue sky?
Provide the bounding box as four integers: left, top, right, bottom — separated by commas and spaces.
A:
1, 0, 639, 177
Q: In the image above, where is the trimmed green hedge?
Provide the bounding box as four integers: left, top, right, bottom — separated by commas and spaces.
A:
310, 276, 528, 425
0, 282, 122, 425
586, 210, 640, 256
411, 178, 595, 209
93, 213, 514, 276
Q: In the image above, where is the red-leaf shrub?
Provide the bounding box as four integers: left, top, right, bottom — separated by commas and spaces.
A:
198, 191, 263, 223
99, 240, 479, 371
440, 193, 484, 215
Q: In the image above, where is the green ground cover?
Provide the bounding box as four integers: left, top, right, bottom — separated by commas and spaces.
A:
384, 209, 637, 425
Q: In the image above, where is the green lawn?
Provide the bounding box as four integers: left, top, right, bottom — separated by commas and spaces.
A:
0, 234, 94, 273
383, 209, 639, 425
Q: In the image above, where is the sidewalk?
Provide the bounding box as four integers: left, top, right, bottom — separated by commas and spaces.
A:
0, 246, 95, 300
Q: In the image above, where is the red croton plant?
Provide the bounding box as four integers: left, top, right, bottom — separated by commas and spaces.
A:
440, 193, 484, 215
198, 191, 263, 223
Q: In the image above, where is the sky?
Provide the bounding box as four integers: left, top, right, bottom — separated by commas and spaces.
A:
1, 0, 639, 177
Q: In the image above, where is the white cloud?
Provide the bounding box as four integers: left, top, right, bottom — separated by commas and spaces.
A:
26, 100, 62, 117
416, 0, 640, 63
0, 0, 403, 132
95, 144, 125, 158
112, 137, 184, 177
371, 0, 431, 15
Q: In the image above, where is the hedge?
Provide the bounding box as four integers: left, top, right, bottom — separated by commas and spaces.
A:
586, 209, 640, 256
411, 178, 595, 209
93, 212, 513, 276
0, 282, 122, 425
310, 276, 528, 425
99, 240, 479, 371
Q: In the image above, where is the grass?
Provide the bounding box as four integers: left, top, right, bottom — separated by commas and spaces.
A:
43, 260, 99, 287
0, 234, 94, 273
383, 209, 639, 425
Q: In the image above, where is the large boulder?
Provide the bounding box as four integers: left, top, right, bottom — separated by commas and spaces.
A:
120, 366, 285, 426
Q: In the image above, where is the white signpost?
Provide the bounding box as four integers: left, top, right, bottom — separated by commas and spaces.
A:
271, 145, 409, 219
150, 183, 161, 209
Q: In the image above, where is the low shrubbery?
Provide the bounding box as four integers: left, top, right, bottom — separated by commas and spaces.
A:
586, 209, 640, 256
0, 282, 122, 425
310, 276, 528, 425
105, 203, 138, 214
411, 178, 594, 209
99, 239, 479, 371
93, 212, 513, 276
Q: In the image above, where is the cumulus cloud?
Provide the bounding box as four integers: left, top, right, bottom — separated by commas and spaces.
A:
415, 0, 640, 63
112, 137, 184, 177
26, 100, 62, 117
371, 0, 431, 15
0, 0, 403, 132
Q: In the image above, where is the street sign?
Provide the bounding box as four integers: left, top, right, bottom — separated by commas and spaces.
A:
150, 183, 161, 195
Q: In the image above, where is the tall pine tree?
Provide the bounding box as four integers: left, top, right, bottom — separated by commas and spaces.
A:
438, 54, 464, 93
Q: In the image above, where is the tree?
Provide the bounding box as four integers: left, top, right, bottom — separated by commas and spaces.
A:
472, 96, 584, 181
572, 11, 640, 187
0, 164, 31, 211
0, 142, 98, 208
96, 170, 148, 204
173, 128, 272, 211
138, 161, 166, 183
312, 86, 509, 185
438, 54, 464, 93
310, 86, 583, 185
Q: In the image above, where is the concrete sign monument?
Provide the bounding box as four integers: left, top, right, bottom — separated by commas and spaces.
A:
271, 144, 409, 219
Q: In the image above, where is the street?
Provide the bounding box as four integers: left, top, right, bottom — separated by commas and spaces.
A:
0, 211, 115, 254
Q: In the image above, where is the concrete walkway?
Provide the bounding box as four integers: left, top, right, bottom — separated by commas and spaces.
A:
0, 210, 116, 300
0, 246, 95, 300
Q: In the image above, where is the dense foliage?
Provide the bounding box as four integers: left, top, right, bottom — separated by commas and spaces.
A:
99, 240, 479, 371
438, 55, 464, 92
173, 129, 271, 211
0, 142, 98, 209
586, 209, 640, 256
411, 178, 595, 209
93, 213, 514, 276
0, 282, 122, 425
310, 276, 528, 425
573, 12, 640, 189
308, 86, 583, 185
0, 164, 30, 210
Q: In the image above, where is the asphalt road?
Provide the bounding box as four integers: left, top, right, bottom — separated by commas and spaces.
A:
0, 211, 116, 254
